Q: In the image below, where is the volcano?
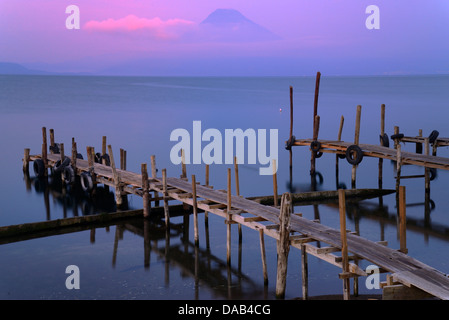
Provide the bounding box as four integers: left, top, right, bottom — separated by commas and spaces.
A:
199, 9, 280, 42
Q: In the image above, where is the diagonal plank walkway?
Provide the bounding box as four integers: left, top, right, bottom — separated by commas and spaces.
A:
31, 153, 449, 299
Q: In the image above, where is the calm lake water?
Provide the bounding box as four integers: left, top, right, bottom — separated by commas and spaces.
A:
1, 74, 449, 299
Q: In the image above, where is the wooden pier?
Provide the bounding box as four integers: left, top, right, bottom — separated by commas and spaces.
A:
15, 126, 449, 300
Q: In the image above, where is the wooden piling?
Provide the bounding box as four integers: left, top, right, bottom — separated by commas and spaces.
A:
424, 138, 430, 194
71, 140, 77, 168
312, 71, 321, 130
151, 155, 159, 207
141, 163, 150, 218
23, 148, 30, 173
49, 129, 56, 156
272, 159, 278, 207
120, 148, 127, 171
336, 115, 344, 184
338, 189, 351, 300
226, 168, 232, 265
351, 105, 362, 189
162, 168, 170, 228
310, 115, 320, 176
289, 86, 294, 171
181, 149, 187, 179
192, 174, 199, 246
234, 156, 240, 197
301, 244, 308, 300
108, 145, 123, 207
42, 127, 48, 177
259, 228, 268, 285
398, 186, 407, 254
101, 136, 107, 165
275, 192, 292, 299
379, 104, 385, 188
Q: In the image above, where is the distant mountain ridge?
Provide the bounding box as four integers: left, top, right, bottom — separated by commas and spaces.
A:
0, 62, 50, 75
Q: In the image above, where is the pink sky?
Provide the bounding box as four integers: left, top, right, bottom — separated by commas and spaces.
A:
1, 0, 448, 75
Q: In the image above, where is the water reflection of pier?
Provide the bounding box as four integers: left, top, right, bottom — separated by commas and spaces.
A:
116, 219, 267, 299
21, 172, 268, 299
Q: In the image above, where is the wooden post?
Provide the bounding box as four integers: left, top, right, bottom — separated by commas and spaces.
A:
234, 156, 243, 249
336, 115, 344, 185
312, 71, 321, 132
338, 189, 351, 300
226, 168, 232, 265
101, 136, 107, 165
141, 163, 150, 218
108, 145, 123, 207
151, 155, 159, 207
205, 164, 210, 187
120, 148, 127, 171
379, 104, 385, 188
396, 143, 402, 189
289, 86, 294, 171
351, 105, 362, 189
424, 138, 430, 194
259, 229, 268, 285
192, 174, 199, 246
393, 126, 399, 149
272, 159, 278, 207
42, 127, 48, 177
162, 168, 170, 228
71, 140, 77, 168
276, 192, 292, 299
301, 244, 308, 300
60, 143, 65, 162
398, 186, 407, 254
310, 115, 320, 176
23, 148, 30, 173
49, 129, 55, 154
234, 156, 240, 196
181, 149, 187, 179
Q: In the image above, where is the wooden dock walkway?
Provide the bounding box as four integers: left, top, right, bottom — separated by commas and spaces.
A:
22, 144, 449, 300
293, 138, 449, 171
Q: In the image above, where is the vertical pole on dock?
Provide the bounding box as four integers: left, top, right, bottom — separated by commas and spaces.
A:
192, 174, 199, 246
204, 164, 210, 249
234, 156, 243, 257
379, 104, 385, 189
108, 145, 123, 208
120, 148, 127, 171
101, 136, 107, 165
226, 168, 232, 265
23, 148, 30, 173
310, 71, 321, 177
396, 143, 402, 191
272, 159, 278, 207
398, 186, 408, 254
289, 86, 294, 171
151, 155, 159, 207
259, 228, 268, 285
301, 244, 308, 300
162, 168, 170, 228
234, 156, 240, 197
71, 140, 77, 168
424, 138, 430, 194
336, 115, 344, 187
141, 163, 150, 218
310, 115, 320, 178
42, 127, 48, 177
181, 149, 187, 179
351, 105, 362, 189
313, 72, 321, 131
338, 189, 351, 300
60, 143, 65, 184
276, 192, 292, 299
49, 129, 55, 154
